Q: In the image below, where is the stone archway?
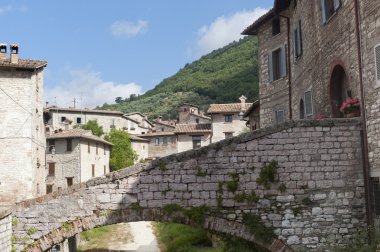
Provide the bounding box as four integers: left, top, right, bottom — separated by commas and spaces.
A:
329, 64, 350, 118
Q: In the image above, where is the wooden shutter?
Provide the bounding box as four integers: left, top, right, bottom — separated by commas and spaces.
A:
293, 30, 297, 61
268, 53, 273, 83
334, 0, 340, 11
297, 20, 303, 56
320, 0, 326, 24
282, 45, 287, 77
375, 45, 380, 84
304, 91, 313, 119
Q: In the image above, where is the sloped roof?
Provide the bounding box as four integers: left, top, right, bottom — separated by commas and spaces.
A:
45, 106, 124, 116
138, 132, 176, 137
207, 103, 252, 114
243, 100, 260, 117
242, 0, 291, 35
174, 123, 212, 133
129, 135, 150, 142
46, 129, 113, 146
0, 59, 47, 70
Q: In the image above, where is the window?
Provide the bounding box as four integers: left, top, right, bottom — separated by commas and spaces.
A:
374, 178, 380, 218
61, 116, 66, 122
225, 132, 233, 139
300, 99, 305, 119
92, 164, 95, 177
276, 110, 285, 124
88, 142, 90, 153
163, 137, 168, 145
293, 20, 303, 60
66, 139, 72, 152
67, 177, 73, 187
155, 138, 160, 145
304, 90, 314, 119
76, 117, 82, 124
272, 17, 280, 36
48, 163, 55, 176
268, 45, 287, 82
48, 139, 55, 152
104, 165, 107, 174
196, 118, 199, 124
320, 0, 341, 24
104, 144, 106, 155
375, 44, 380, 85
46, 185, 53, 194
192, 136, 202, 149
96, 143, 99, 155
225, 114, 233, 123
162, 128, 164, 132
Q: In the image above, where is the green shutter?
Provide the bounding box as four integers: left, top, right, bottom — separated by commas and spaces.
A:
320, 0, 326, 24
282, 44, 287, 77
268, 53, 273, 83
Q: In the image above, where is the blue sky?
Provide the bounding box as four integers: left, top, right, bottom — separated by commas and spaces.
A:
0, 0, 270, 108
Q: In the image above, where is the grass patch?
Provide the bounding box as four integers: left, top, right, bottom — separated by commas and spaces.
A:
184, 205, 209, 225
256, 160, 278, 189
153, 222, 219, 252
163, 204, 183, 214
196, 167, 207, 177
278, 183, 287, 193
159, 160, 167, 172
242, 213, 276, 244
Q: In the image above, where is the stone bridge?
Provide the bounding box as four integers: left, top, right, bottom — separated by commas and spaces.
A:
0, 119, 367, 252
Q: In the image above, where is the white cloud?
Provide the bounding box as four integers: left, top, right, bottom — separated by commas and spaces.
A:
0, 5, 12, 15
110, 20, 148, 38
196, 8, 268, 55
45, 68, 143, 108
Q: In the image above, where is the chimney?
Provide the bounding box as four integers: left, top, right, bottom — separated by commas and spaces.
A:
239, 95, 247, 111
10, 44, 19, 64
0, 44, 6, 61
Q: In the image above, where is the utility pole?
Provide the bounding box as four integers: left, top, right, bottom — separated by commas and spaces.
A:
73, 98, 77, 108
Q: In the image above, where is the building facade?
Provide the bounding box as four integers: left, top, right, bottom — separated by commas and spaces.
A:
0, 44, 47, 205
44, 107, 152, 135
45, 129, 111, 192
207, 96, 251, 143
243, 0, 380, 232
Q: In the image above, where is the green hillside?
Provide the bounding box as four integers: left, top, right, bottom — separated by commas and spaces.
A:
98, 36, 259, 120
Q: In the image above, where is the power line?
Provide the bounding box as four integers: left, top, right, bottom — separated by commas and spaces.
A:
0, 86, 32, 116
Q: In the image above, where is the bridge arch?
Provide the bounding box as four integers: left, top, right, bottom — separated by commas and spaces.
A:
9, 119, 365, 252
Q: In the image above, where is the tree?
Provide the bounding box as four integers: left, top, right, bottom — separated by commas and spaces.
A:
105, 129, 137, 171
80, 120, 104, 137
115, 97, 123, 104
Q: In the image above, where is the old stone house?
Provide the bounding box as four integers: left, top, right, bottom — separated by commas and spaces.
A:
44, 107, 152, 135
207, 96, 251, 143
0, 44, 47, 205
243, 100, 260, 131
243, 0, 380, 228
129, 135, 149, 161
45, 129, 112, 193
139, 104, 212, 159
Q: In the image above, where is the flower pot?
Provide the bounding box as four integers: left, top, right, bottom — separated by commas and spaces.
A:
345, 110, 360, 118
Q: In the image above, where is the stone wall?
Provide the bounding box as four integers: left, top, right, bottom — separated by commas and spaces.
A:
10, 119, 365, 252
359, 0, 380, 178
0, 210, 12, 252
0, 68, 46, 204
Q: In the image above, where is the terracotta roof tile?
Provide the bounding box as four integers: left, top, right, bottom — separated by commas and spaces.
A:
174, 123, 212, 133
46, 129, 113, 145
207, 103, 252, 114
129, 135, 150, 142
0, 59, 47, 70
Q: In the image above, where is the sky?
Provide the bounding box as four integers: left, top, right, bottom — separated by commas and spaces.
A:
0, 0, 271, 108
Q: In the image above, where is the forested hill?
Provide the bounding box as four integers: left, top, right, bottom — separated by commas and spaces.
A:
98, 36, 259, 120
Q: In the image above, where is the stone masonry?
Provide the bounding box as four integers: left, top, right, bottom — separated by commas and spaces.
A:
1, 118, 366, 252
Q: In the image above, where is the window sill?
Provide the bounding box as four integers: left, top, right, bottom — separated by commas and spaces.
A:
269, 76, 287, 85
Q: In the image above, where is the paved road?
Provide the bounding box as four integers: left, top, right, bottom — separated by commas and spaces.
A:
107, 222, 160, 252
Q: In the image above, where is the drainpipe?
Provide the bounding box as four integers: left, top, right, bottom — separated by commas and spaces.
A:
354, 0, 374, 235
279, 14, 292, 120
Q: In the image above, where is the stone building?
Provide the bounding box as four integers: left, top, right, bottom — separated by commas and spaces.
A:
243, 0, 380, 229
45, 129, 112, 192
243, 100, 260, 131
0, 44, 47, 205
177, 103, 211, 124
174, 124, 212, 152
44, 107, 152, 135
207, 96, 251, 143
130, 135, 149, 161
